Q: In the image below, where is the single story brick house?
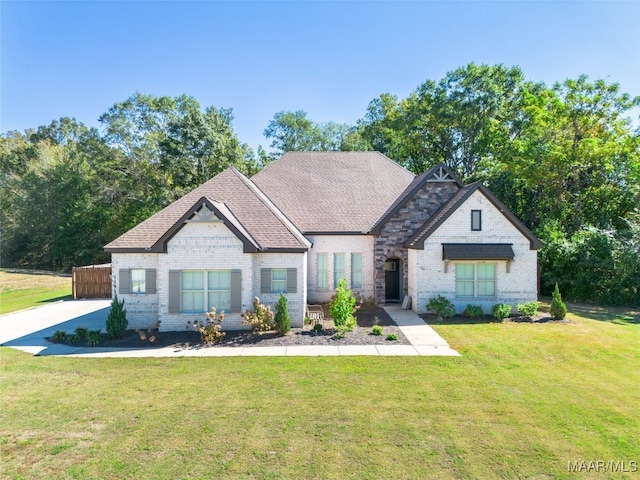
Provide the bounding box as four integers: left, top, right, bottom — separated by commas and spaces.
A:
105, 151, 542, 331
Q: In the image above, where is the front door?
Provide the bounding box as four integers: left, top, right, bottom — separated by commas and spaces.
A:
384, 259, 400, 302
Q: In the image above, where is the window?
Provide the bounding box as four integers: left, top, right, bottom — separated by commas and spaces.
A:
181, 270, 231, 313
271, 269, 287, 294
317, 253, 328, 289
471, 210, 482, 231
208, 270, 231, 312
455, 263, 495, 297
351, 253, 362, 289
131, 269, 146, 293
334, 253, 345, 288
181, 271, 205, 312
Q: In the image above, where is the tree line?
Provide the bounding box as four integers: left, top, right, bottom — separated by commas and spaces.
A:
2, 64, 639, 304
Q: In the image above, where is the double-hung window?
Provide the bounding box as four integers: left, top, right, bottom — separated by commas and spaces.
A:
208, 270, 231, 312
351, 253, 362, 289
317, 253, 328, 289
333, 253, 345, 288
271, 269, 287, 294
455, 263, 495, 297
181, 270, 231, 313
131, 269, 146, 293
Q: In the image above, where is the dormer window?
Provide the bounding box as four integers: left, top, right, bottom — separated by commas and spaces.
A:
471, 210, 482, 231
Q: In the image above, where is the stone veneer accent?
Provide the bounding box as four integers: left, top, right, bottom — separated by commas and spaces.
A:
374, 181, 460, 305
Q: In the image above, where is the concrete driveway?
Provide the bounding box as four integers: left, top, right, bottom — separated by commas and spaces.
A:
0, 300, 111, 355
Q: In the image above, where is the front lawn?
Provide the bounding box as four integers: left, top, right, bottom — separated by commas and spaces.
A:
1, 304, 638, 479
0, 269, 72, 314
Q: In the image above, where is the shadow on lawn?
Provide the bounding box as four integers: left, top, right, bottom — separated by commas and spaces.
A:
37, 294, 73, 305
565, 302, 639, 325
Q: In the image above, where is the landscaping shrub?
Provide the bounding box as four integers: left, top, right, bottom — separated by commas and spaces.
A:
386, 333, 398, 341
312, 323, 323, 333
136, 320, 161, 343
52, 330, 68, 342
492, 303, 512, 320
372, 325, 383, 336
516, 301, 539, 318
550, 283, 568, 320
274, 294, 291, 334
188, 307, 226, 344
86, 329, 101, 346
329, 279, 358, 333
242, 297, 275, 332
426, 295, 456, 320
463, 304, 484, 318
106, 294, 128, 339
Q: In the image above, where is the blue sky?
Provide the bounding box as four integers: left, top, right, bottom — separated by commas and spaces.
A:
2, 1, 639, 153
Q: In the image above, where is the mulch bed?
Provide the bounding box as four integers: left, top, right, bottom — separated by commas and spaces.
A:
421, 313, 572, 325
48, 304, 410, 349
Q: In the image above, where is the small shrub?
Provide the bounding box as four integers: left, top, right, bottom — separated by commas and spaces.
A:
242, 297, 275, 332
329, 279, 359, 333
274, 294, 291, 334
51, 330, 68, 341
386, 333, 398, 341
136, 320, 161, 343
492, 303, 512, 320
426, 295, 456, 320
516, 301, 539, 318
462, 304, 484, 318
74, 327, 89, 339
86, 330, 101, 346
106, 294, 128, 339
304, 316, 311, 325
550, 283, 568, 320
335, 315, 357, 338
372, 325, 383, 336
313, 323, 323, 333
67, 333, 82, 344
188, 307, 226, 344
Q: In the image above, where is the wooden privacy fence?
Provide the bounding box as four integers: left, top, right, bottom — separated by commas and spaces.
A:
72, 264, 112, 299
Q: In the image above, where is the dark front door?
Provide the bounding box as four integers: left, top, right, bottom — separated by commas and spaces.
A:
384, 259, 400, 302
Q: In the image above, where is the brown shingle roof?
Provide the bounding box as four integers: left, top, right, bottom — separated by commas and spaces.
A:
252, 151, 415, 233
105, 168, 310, 252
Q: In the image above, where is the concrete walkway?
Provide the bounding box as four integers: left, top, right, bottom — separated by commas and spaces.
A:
0, 300, 459, 357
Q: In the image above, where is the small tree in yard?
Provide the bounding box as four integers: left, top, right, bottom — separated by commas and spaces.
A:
274, 294, 291, 334
550, 283, 568, 320
106, 294, 128, 338
329, 279, 358, 336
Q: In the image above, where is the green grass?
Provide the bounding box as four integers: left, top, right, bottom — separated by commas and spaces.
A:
1, 305, 639, 479
0, 270, 72, 314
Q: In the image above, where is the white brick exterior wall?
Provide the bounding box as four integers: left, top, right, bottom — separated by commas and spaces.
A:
409, 190, 538, 313
251, 252, 307, 328
306, 235, 375, 303
112, 222, 306, 331
111, 253, 160, 330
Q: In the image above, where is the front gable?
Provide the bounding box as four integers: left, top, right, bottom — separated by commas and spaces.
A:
405, 183, 542, 251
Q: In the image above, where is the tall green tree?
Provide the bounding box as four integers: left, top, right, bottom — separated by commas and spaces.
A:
264, 110, 365, 155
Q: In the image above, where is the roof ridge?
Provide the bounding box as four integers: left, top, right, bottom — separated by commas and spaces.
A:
229, 167, 311, 249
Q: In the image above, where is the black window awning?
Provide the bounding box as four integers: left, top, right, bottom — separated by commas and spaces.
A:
442, 243, 515, 261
